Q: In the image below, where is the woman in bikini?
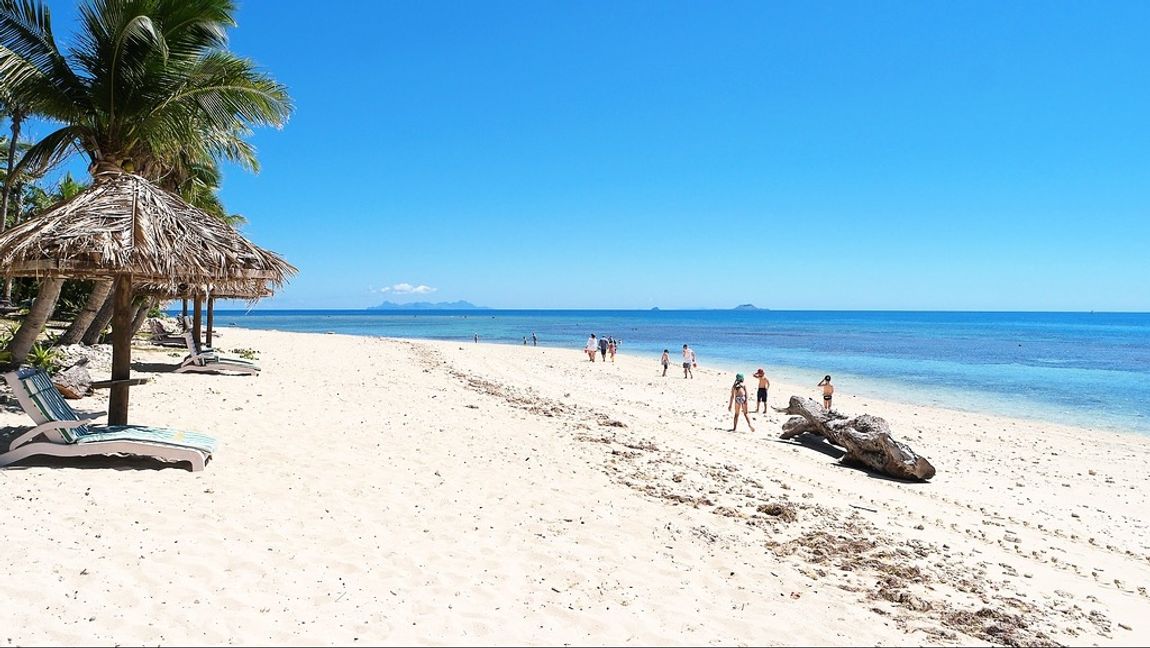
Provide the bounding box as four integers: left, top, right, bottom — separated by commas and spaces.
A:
817, 375, 834, 410
728, 373, 755, 432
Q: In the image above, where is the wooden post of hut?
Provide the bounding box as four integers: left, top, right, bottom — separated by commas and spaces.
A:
192, 297, 203, 350
205, 296, 215, 347
108, 275, 134, 425
181, 297, 188, 328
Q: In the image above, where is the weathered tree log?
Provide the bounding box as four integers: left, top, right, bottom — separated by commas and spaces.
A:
775, 396, 936, 481
53, 358, 93, 399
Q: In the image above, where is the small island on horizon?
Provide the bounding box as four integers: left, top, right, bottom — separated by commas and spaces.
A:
733, 304, 767, 311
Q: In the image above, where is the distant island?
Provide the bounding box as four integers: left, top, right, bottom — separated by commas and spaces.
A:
733, 304, 766, 311
370, 300, 488, 310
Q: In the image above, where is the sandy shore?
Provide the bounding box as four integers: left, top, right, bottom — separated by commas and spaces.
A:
1, 327, 1148, 645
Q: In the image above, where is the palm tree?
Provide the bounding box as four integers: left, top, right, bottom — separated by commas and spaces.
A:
0, 0, 291, 361
0, 92, 26, 234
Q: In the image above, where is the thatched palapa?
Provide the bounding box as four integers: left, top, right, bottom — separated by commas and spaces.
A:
0, 172, 295, 426
0, 173, 295, 288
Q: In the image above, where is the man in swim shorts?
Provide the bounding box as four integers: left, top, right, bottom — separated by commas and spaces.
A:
752, 368, 770, 413
817, 375, 834, 410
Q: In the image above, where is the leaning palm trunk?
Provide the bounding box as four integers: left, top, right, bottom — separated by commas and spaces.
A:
81, 291, 116, 346
130, 296, 156, 337
58, 279, 113, 345
6, 277, 63, 363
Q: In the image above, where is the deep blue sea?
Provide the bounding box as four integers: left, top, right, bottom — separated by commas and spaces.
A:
199, 309, 1150, 435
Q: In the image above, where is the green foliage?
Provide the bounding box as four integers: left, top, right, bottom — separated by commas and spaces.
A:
41, 328, 61, 346
26, 342, 60, 373
230, 347, 258, 361
0, 0, 293, 182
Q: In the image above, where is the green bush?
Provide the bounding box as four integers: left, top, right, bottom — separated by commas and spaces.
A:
27, 342, 61, 374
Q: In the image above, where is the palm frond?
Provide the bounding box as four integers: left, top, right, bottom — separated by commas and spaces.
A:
10, 123, 81, 177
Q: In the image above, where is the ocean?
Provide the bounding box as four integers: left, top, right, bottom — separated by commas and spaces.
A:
198, 309, 1150, 435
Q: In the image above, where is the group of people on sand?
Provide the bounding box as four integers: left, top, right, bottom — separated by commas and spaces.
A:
726, 372, 835, 432
584, 334, 619, 362
581, 336, 838, 432
658, 344, 697, 378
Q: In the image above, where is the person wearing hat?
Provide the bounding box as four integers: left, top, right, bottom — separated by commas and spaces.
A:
818, 375, 834, 410
727, 373, 755, 432
752, 368, 771, 413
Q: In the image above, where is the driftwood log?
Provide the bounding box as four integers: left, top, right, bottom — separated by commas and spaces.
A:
775, 396, 936, 481
52, 359, 93, 399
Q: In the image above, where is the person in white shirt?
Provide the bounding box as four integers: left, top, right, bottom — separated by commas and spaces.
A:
681, 344, 695, 378
585, 335, 598, 362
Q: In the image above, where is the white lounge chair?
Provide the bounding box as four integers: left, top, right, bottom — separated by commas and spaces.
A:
1, 369, 216, 471
175, 330, 260, 375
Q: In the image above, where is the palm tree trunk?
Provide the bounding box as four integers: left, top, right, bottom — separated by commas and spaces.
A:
130, 297, 157, 337
0, 109, 22, 234
2, 185, 25, 303
81, 291, 116, 345
58, 279, 113, 345
6, 277, 64, 364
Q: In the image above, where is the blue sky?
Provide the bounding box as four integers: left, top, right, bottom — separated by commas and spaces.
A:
31, 1, 1150, 310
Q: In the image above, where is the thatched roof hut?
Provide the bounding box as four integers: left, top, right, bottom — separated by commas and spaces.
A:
0, 172, 295, 288
0, 172, 295, 425
136, 279, 276, 301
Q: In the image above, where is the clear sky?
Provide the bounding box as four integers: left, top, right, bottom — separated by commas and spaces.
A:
31, 1, 1150, 310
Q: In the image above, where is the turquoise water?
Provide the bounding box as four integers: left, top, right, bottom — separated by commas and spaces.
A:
199, 309, 1150, 435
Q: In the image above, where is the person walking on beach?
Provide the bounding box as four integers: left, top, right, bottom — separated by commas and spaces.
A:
598, 335, 609, 361
608, 337, 617, 363
585, 334, 598, 362
474, 333, 479, 343
532, 332, 537, 346
728, 373, 755, 432
752, 368, 770, 413
818, 375, 834, 410
682, 344, 695, 379
660, 349, 670, 377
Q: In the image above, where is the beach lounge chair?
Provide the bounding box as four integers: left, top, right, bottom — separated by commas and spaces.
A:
148, 318, 186, 347
1, 369, 216, 470
175, 330, 261, 375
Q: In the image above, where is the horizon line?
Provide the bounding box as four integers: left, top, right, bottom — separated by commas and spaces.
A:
183, 307, 1150, 314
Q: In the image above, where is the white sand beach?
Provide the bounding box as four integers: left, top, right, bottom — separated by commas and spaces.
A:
2, 327, 1148, 646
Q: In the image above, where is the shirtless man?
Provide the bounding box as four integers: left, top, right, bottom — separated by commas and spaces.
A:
752, 368, 770, 413
817, 375, 834, 410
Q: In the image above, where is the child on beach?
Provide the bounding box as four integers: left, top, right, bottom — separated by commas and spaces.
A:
585, 335, 598, 362
752, 368, 770, 413
728, 373, 755, 432
818, 375, 834, 410
660, 349, 670, 376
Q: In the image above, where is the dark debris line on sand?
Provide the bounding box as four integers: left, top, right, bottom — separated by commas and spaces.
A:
404, 341, 1113, 647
